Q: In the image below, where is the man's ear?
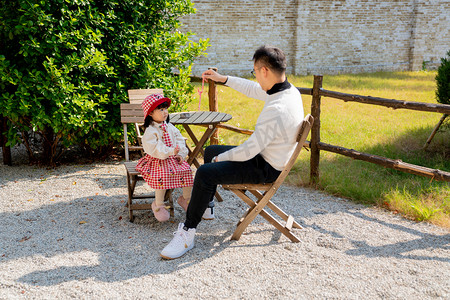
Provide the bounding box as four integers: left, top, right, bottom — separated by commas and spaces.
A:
261, 66, 269, 77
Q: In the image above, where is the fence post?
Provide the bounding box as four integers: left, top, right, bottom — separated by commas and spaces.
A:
310, 75, 323, 185
208, 67, 219, 145
1, 116, 12, 166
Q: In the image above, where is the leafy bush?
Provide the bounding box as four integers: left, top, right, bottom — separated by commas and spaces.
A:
436, 50, 450, 105
0, 0, 208, 164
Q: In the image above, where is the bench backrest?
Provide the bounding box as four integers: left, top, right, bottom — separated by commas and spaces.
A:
121, 89, 164, 161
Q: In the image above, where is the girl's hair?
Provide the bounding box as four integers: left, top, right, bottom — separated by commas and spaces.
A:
143, 101, 170, 128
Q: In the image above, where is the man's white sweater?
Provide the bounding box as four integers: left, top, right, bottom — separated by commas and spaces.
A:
217, 76, 304, 171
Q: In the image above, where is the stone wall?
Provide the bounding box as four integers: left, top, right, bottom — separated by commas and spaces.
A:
181, 0, 450, 76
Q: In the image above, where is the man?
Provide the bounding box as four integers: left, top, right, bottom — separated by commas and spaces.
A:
160, 45, 304, 259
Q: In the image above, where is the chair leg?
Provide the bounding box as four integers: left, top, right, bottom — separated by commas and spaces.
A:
127, 173, 137, 222
164, 189, 174, 218
230, 189, 301, 242
236, 207, 301, 242
249, 190, 303, 229
231, 190, 270, 240
215, 191, 223, 202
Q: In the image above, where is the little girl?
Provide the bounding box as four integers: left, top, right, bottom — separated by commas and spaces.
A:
135, 94, 193, 222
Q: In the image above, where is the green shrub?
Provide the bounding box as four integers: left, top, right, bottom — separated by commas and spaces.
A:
436, 50, 450, 105
0, 0, 208, 164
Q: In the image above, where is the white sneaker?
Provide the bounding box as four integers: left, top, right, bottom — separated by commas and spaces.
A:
202, 207, 215, 220
160, 223, 195, 260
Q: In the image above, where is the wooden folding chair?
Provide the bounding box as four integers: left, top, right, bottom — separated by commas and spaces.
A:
223, 114, 314, 242
120, 89, 173, 222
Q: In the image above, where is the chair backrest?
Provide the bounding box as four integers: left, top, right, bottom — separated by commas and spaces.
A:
127, 88, 164, 104
270, 114, 314, 188
120, 89, 164, 161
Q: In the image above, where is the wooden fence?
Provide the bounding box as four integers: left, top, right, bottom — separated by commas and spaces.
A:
308, 75, 450, 183
191, 73, 450, 184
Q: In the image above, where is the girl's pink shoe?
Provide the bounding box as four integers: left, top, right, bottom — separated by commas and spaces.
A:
177, 196, 190, 212
151, 201, 170, 222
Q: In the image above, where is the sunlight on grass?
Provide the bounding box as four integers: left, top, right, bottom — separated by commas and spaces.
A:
183, 71, 449, 227
384, 186, 449, 227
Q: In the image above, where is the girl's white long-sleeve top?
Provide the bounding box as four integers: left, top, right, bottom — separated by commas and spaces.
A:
141, 122, 188, 160
217, 76, 304, 171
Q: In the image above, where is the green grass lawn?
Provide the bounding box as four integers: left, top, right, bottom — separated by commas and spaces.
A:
184, 71, 449, 227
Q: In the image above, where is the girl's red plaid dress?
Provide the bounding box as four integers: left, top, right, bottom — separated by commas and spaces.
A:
136, 122, 194, 189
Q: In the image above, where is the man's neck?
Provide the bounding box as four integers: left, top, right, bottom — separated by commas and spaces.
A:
277, 73, 287, 83
266, 77, 290, 95
265, 73, 286, 90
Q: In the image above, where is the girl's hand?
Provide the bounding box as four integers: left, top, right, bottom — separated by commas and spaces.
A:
174, 145, 180, 155
174, 155, 184, 164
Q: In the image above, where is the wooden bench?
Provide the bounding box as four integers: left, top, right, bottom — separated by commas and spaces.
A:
121, 89, 173, 222
123, 161, 173, 222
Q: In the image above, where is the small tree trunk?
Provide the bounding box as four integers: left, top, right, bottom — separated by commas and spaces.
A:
42, 126, 56, 165
1, 116, 12, 166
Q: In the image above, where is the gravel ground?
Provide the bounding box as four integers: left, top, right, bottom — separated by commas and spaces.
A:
0, 152, 449, 299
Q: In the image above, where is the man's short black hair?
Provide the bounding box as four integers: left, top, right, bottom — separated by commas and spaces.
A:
252, 45, 287, 74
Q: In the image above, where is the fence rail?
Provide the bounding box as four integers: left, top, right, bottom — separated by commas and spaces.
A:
320, 89, 450, 114
317, 141, 450, 182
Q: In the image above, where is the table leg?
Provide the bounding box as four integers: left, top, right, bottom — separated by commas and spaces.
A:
183, 124, 223, 202
187, 147, 202, 168
184, 126, 206, 158
183, 124, 217, 166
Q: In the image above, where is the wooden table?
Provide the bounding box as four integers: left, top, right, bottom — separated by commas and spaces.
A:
171, 111, 232, 202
